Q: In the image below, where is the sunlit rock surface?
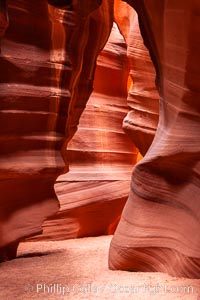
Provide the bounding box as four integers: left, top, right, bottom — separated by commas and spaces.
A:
109, 0, 200, 279
31, 23, 138, 240
114, 0, 159, 156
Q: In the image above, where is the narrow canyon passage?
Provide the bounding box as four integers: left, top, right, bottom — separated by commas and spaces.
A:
30, 22, 139, 242
0, 1, 200, 299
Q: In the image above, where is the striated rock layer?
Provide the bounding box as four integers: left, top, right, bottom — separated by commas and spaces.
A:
0, 0, 63, 260
115, 0, 159, 156
114, 0, 159, 156
0, 0, 113, 260
30, 23, 138, 241
1, 0, 199, 282
109, 0, 200, 278
35, 3, 160, 241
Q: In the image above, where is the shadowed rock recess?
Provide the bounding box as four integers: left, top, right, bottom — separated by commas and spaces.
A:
0, 0, 199, 280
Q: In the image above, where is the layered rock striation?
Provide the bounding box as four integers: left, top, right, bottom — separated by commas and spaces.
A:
1, 0, 199, 281
0, 0, 113, 259
34, 1, 160, 241
0, 0, 63, 260
114, 0, 159, 156
30, 23, 138, 241
109, 0, 200, 278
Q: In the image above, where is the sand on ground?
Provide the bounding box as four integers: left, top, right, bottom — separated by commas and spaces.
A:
0, 236, 199, 299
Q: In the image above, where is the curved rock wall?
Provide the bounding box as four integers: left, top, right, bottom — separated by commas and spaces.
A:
0, 0, 62, 260
1, 0, 199, 280
114, 0, 159, 156
109, 0, 200, 278
0, 0, 113, 259
38, 2, 160, 241
33, 1, 160, 241
28, 24, 137, 240
30, 23, 138, 241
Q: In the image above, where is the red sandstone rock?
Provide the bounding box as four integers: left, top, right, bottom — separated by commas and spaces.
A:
114, 0, 159, 156
109, 0, 200, 278
30, 23, 137, 241
0, 0, 63, 260
35, 2, 160, 241
0, 0, 112, 259
1, 0, 199, 281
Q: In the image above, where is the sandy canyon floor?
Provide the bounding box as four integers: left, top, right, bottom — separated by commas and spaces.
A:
0, 236, 200, 300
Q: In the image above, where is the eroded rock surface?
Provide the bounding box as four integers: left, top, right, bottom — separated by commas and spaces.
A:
30, 23, 138, 240
0, 0, 62, 260
114, 0, 159, 156
109, 0, 200, 278
1, 0, 199, 281
0, 0, 113, 259
33, 3, 160, 241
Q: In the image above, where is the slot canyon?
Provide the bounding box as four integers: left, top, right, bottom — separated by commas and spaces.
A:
0, 0, 200, 299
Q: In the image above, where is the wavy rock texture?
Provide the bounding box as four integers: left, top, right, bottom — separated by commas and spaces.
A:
1, 0, 199, 283
30, 23, 138, 241
114, 0, 159, 156
0, 0, 63, 261
35, 3, 160, 241
109, 0, 200, 278
0, 0, 113, 260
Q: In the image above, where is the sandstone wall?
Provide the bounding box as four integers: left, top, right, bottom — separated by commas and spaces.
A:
29, 23, 138, 241
31, 2, 160, 241
114, 0, 159, 156
109, 0, 200, 278
1, 0, 199, 280
0, 0, 113, 259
